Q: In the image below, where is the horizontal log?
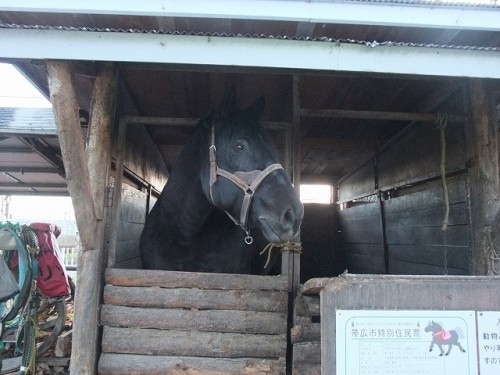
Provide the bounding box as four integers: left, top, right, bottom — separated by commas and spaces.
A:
98, 353, 286, 375
102, 327, 287, 358
293, 294, 320, 320
105, 268, 288, 291
101, 305, 287, 335
290, 323, 321, 344
301, 277, 336, 295
292, 341, 321, 364
122, 115, 289, 130
292, 363, 321, 375
104, 285, 288, 313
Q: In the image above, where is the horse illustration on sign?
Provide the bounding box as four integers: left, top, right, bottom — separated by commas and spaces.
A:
424, 320, 467, 356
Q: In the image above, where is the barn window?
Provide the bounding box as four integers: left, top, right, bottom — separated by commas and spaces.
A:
300, 184, 333, 204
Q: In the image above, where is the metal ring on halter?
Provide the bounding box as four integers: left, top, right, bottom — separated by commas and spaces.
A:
244, 231, 253, 245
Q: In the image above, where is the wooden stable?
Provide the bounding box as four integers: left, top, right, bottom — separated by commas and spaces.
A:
1, 2, 500, 374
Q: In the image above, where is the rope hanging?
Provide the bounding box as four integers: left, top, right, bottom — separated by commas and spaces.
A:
259, 241, 302, 269
436, 113, 450, 275
436, 112, 450, 232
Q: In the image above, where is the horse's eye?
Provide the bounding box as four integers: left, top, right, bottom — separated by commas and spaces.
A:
233, 143, 245, 153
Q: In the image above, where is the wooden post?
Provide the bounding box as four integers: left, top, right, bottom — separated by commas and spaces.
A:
466, 79, 499, 275
87, 63, 117, 220
46, 61, 117, 374
46, 61, 97, 251
282, 75, 301, 295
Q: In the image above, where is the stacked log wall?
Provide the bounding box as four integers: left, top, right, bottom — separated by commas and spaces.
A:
98, 268, 289, 375
291, 282, 322, 375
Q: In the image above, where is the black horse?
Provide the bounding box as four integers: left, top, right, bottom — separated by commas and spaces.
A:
424, 321, 466, 356
139, 90, 304, 274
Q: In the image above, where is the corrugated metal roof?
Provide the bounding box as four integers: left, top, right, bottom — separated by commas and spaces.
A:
0, 108, 65, 195
0, 107, 57, 135
350, 0, 500, 8
1, 22, 499, 52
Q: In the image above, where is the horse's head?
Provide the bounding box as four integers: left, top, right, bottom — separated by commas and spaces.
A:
200, 89, 303, 244
424, 321, 442, 333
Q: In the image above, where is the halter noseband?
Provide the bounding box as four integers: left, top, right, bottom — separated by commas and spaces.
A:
208, 126, 283, 244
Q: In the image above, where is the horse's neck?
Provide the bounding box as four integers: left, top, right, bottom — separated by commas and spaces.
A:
163, 135, 213, 240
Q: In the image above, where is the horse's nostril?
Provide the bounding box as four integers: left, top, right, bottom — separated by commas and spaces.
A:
282, 207, 295, 225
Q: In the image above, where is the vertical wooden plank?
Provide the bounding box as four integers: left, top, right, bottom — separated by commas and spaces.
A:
107, 119, 128, 267
374, 157, 389, 273
466, 79, 499, 275
282, 74, 301, 296
87, 62, 117, 220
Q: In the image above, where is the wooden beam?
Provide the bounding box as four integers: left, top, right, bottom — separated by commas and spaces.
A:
0, 182, 66, 189
301, 108, 466, 123
122, 115, 290, 130
466, 79, 500, 275
46, 61, 97, 250
87, 62, 117, 220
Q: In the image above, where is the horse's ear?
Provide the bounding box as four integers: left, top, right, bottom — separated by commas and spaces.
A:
246, 96, 265, 121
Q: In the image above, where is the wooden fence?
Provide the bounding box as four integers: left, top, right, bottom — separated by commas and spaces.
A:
98, 268, 289, 374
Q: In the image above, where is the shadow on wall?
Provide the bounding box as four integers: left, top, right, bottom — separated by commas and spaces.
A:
300, 203, 344, 283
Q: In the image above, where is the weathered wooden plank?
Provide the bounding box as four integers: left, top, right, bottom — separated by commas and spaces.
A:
343, 244, 386, 273
387, 244, 469, 270
466, 79, 499, 275
338, 203, 382, 244
113, 256, 142, 270
377, 120, 466, 189
105, 268, 288, 291
301, 277, 336, 295
114, 239, 140, 263
338, 162, 374, 202
293, 341, 321, 375
292, 363, 321, 375
385, 203, 468, 230
100, 305, 287, 335
116, 221, 145, 242
301, 295, 320, 317
385, 224, 469, 246
103, 285, 288, 313
98, 353, 286, 375
389, 258, 468, 275
383, 179, 466, 211
119, 185, 147, 224
102, 327, 287, 358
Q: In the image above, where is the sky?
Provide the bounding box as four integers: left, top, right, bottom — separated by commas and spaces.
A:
0, 63, 51, 108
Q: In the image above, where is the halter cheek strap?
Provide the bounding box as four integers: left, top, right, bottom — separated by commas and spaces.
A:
208, 126, 283, 243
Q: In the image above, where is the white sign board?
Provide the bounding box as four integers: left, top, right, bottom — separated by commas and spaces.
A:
477, 311, 500, 375
336, 310, 477, 375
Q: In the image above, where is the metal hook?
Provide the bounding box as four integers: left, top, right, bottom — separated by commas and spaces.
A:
244, 231, 253, 245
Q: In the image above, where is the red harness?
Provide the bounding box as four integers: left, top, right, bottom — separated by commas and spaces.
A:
433, 330, 452, 342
